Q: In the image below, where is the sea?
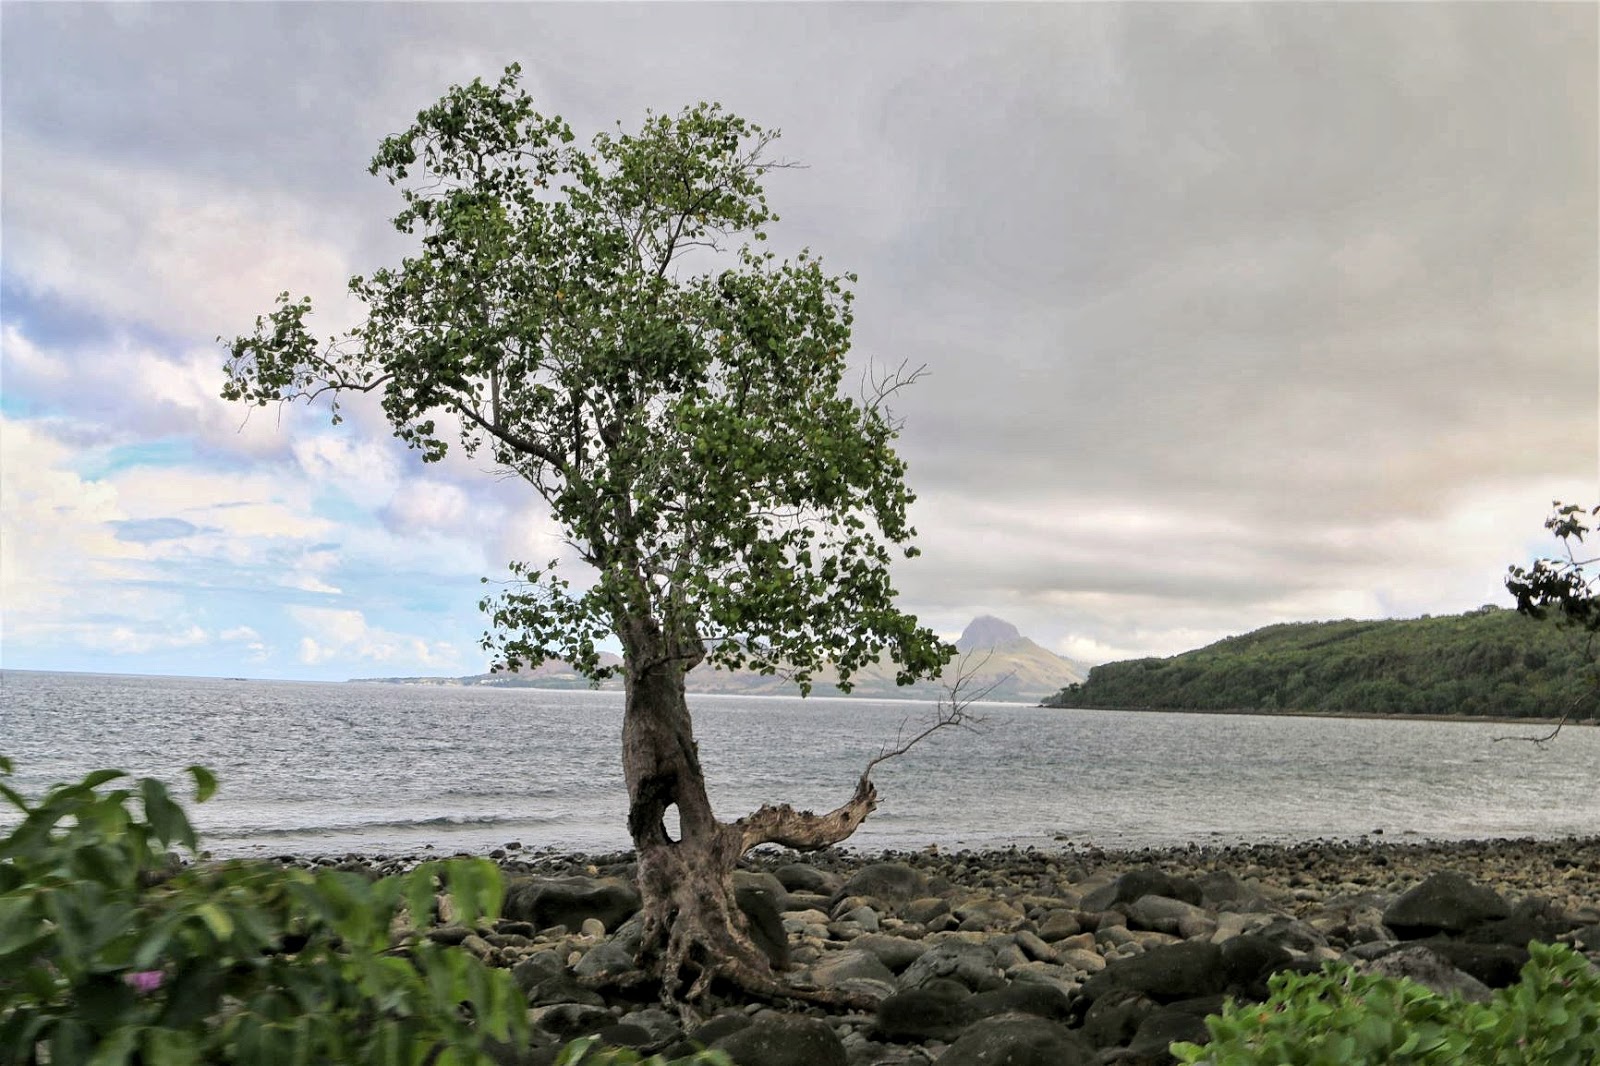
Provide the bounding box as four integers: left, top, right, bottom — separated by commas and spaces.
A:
2, 670, 1596, 858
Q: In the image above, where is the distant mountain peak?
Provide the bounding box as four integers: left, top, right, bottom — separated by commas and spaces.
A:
957, 615, 1024, 652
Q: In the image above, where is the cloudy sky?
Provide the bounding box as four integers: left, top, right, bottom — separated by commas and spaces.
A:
2, 3, 1595, 682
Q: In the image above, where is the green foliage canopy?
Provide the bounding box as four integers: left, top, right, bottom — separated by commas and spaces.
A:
1172, 943, 1600, 1065
0, 756, 523, 1065
1045, 607, 1594, 718
223, 65, 949, 690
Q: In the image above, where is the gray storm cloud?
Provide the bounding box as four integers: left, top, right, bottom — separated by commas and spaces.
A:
2, 2, 1593, 665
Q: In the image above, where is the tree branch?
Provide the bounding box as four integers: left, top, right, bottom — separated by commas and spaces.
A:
734, 650, 994, 852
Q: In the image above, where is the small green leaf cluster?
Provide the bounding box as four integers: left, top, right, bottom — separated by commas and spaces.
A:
554, 1035, 733, 1065
1172, 942, 1600, 1065
0, 757, 525, 1065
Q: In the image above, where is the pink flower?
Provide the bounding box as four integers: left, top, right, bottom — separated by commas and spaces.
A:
123, 970, 164, 994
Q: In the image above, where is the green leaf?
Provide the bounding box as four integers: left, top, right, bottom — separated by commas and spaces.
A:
140, 778, 196, 852
196, 901, 235, 941
141, 1027, 202, 1066
186, 765, 218, 804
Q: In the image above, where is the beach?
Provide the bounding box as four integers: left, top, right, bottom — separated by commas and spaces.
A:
265, 834, 1600, 1065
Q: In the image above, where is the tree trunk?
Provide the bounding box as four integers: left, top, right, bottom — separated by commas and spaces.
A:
619, 623, 880, 1011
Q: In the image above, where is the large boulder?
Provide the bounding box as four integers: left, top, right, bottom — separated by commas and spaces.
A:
807, 948, 898, 999
711, 1013, 847, 1066
899, 938, 1006, 992
1407, 939, 1529, 989
875, 982, 974, 1043
931, 1013, 1097, 1066
1082, 868, 1203, 911
1218, 933, 1295, 1000
734, 883, 790, 969
1082, 941, 1226, 1004
773, 862, 843, 896
1464, 897, 1582, 948
1121, 996, 1225, 1065
502, 876, 641, 933
1122, 894, 1216, 939
851, 932, 928, 973
1080, 988, 1157, 1050
965, 982, 1073, 1023
837, 862, 930, 907
1362, 945, 1493, 1002
1382, 872, 1510, 939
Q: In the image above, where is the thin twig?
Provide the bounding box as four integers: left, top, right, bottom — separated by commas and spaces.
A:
860, 650, 1002, 782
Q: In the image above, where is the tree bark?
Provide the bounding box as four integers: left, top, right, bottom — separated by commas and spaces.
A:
618, 620, 879, 1011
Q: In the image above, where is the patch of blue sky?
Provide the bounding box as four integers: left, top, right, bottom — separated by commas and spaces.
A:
112, 517, 200, 543
76, 438, 199, 480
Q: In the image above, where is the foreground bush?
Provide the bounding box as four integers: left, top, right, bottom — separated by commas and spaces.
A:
0, 756, 526, 1065
1173, 940, 1600, 1065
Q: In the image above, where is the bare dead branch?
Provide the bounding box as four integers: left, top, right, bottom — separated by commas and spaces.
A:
1493, 684, 1598, 745
734, 649, 1001, 853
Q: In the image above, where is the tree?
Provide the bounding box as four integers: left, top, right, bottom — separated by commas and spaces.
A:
222, 66, 953, 1008
1503, 501, 1600, 742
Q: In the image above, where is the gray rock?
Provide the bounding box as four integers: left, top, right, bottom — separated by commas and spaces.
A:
1382, 872, 1510, 939
1084, 941, 1226, 1003
502, 876, 641, 933
840, 904, 882, 933
525, 974, 606, 1008
1123, 997, 1224, 1063
931, 1013, 1097, 1066
900, 939, 1005, 992
838, 862, 930, 907
1362, 945, 1493, 1002
1122, 895, 1214, 938
620, 1006, 681, 1045
572, 940, 635, 979
875, 982, 973, 1043
1404, 939, 1529, 989
736, 884, 790, 970
851, 932, 929, 973
713, 1012, 848, 1066
669, 1012, 752, 1058
782, 890, 834, 913
1082, 868, 1203, 912
511, 950, 565, 993
529, 1002, 613, 1040
1036, 909, 1081, 942
810, 948, 898, 991
774, 862, 843, 896
733, 869, 788, 901
1465, 897, 1582, 948
905, 897, 952, 924
1080, 988, 1156, 1050
1218, 933, 1294, 1000
966, 982, 1073, 1023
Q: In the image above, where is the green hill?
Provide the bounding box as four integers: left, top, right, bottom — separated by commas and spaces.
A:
1044, 606, 1599, 720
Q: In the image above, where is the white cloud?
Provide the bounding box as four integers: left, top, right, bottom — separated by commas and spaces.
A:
4, 134, 360, 341
288, 605, 461, 669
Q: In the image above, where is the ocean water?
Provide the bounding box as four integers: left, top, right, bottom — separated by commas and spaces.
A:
3, 670, 1596, 857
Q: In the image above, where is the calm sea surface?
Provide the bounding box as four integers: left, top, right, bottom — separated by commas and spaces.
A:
2, 670, 1596, 857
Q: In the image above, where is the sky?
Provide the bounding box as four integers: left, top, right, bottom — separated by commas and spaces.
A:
1, 2, 1595, 682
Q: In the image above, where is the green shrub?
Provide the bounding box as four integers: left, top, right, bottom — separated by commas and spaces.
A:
0, 756, 526, 1065
1172, 941, 1600, 1065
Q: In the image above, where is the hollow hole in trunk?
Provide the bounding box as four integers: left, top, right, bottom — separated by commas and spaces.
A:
663, 803, 680, 843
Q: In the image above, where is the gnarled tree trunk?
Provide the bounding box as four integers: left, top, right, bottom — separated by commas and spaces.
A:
619, 624, 878, 1010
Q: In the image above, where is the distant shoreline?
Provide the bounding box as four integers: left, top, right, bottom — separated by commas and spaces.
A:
1045, 703, 1597, 727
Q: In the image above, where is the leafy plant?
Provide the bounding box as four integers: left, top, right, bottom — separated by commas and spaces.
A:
1172, 941, 1600, 1065
0, 757, 525, 1065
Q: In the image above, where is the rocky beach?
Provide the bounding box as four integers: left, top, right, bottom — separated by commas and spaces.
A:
271, 836, 1600, 1065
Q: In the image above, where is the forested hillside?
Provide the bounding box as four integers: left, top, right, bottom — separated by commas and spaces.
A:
1045, 606, 1598, 719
